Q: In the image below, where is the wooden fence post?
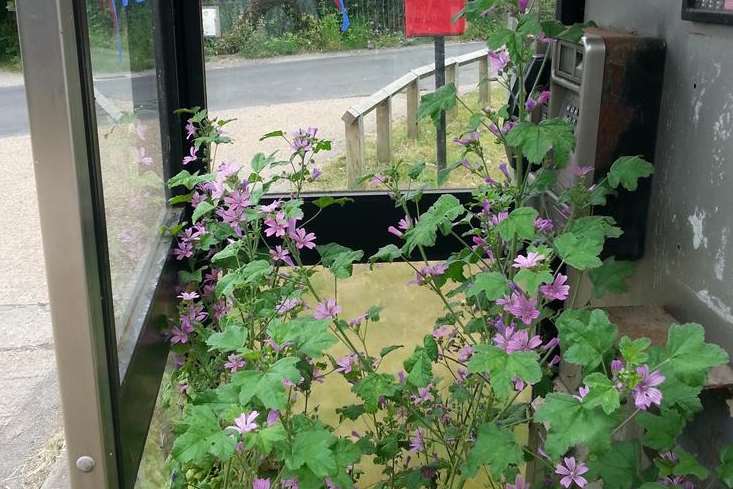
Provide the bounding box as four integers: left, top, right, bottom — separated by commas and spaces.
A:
446, 61, 458, 122
376, 97, 392, 164
344, 114, 365, 189
406, 79, 419, 141
479, 56, 491, 108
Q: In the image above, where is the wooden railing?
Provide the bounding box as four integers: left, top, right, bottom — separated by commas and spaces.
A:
341, 48, 495, 188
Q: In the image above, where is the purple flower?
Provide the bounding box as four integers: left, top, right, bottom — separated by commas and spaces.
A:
458, 344, 474, 362
660, 476, 694, 489
611, 359, 624, 373
324, 479, 338, 489
549, 354, 561, 367
542, 337, 560, 351
173, 241, 193, 261
276, 297, 301, 315
291, 127, 317, 152
281, 480, 299, 489
290, 228, 317, 250
488, 48, 510, 73
456, 367, 469, 383
432, 325, 456, 339
525, 97, 538, 112
555, 457, 589, 488
314, 299, 341, 320
178, 291, 199, 301
573, 165, 594, 177
496, 292, 540, 325
191, 192, 206, 208
632, 365, 665, 410
454, 131, 480, 146
491, 211, 509, 226
185, 120, 197, 140
267, 409, 280, 426
216, 206, 245, 235
170, 326, 189, 345
499, 161, 512, 181
512, 252, 545, 269
311, 167, 322, 180
513, 377, 526, 392
398, 215, 413, 230
410, 262, 449, 285
182, 146, 197, 166
387, 225, 403, 238
540, 274, 570, 301
506, 475, 527, 489
260, 200, 282, 213
411, 385, 434, 405
409, 428, 425, 453
348, 313, 368, 328
213, 299, 230, 320
270, 245, 295, 266
537, 90, 551, 105
223, 190, 251, 213
231, 411, 259, 433
335, 354, 357, 374
518, 0, 530, 13
224, 354, 245, 373
493, 326, 541, 353
265, 212, 288, 237
253, 479, 271, 489
574, 385, 590, 401
535, 217, 554, 233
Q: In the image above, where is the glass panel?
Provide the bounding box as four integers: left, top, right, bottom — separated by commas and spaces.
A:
201, 3, 509, 192
84, 0, 171, 375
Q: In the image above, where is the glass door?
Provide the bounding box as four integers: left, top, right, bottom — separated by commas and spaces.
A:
16, 1, 200, 488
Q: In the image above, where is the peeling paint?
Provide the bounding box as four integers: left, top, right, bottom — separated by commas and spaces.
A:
713, 95, 733, 142
688, 208, 708, 250
715, 227, 729, 281
696, 289, 733, 325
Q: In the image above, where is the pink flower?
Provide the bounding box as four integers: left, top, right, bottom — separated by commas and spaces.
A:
518, 0, 530, 13
555, 457, 589, 488
540, 274, 570, 301
506, 475, 527, 489
182, 146, 197, 166
398, 215, 413, 230
314, 299, 341, 320
409, 428, 425, 453
488, 48, 510, 73
458, 345, 474, 362
290, 228, 316, 250
574, 385, 590, 401
281, 480, 299, 489
170, 326, 189, 345
512, 252, 545, 269
496, 293, 540, 325
270, 245, 295, 266
185, 121, 197, 140
387, 226, 403, 238
493, 326, 541, 353
276, 297, 301, 315
632, 365, 665, 410
410, 262, 449, 285
411, 385, 434, 405
266, 409, 280, 426
224, 354, 245, 373
335, 354, 357, 374
573, 165, 594, 177
230, 411, 259, 433
253, 479, 271, 489
537, 90, 551, 105
265, 212, 288, 237
432, 325, 456, 339
535, 217, 554, 233
177, 291, 199, 301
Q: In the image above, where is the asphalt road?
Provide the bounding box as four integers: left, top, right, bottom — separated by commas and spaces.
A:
2, 41, 485, 137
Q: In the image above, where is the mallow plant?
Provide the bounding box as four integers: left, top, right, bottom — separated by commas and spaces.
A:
163, 1, 733, 489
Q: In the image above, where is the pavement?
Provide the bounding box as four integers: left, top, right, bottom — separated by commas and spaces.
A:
0, 42, 485, 488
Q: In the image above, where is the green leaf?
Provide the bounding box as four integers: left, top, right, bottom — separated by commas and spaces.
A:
232, 357, 301, 410
353, 373, 400, 412
369, 244, 403, 264
719, 445, 733, 487
406, 349, 433, 387
468, 345, 541, 399
403, 194, 465, 253
587, 441, 640, 489
513, 269, 553, 296
466, 271, 509, 300
657, 448, 709, 480
608, 156, 654, 191
259, 130, 284, 141
246, 422, 286, 455
464, 423, 522, 479
554, 232, 603, 270
281, 317, 337, 358
589, 257, 635, 297
171, 405, 236, 464
504, 119, 575, 166
206, 324, 248, 353
287, 428, 337, 478
312, 196, 353, 209
496, 207, 538, 241
191, 201, 215, 223
663, 323, 729, 379
167, 169, 213, 190
418, 84, 457, 126
211, 241, 241, 266
636, 411, 685, 451
317, 244, 364, 279
556, 309, 618, 368
535, 392, 617, 458
583, 372, 621, 415
618, 336, 651, 365
380, 345, 404, 358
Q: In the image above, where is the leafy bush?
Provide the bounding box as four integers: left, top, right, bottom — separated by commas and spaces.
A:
163, 1, 733, 489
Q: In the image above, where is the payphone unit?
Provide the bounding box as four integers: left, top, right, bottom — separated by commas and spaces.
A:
547, 29, 666, 259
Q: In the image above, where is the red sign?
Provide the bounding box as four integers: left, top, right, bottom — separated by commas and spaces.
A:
405, 0, 466, 37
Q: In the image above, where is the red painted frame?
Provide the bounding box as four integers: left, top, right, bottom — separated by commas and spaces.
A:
404, 0, 466, 37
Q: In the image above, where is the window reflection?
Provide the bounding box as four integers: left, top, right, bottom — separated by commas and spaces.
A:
85, 0, 169, 374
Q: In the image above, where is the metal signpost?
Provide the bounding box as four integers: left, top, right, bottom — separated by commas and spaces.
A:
404, 0, 466, 171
